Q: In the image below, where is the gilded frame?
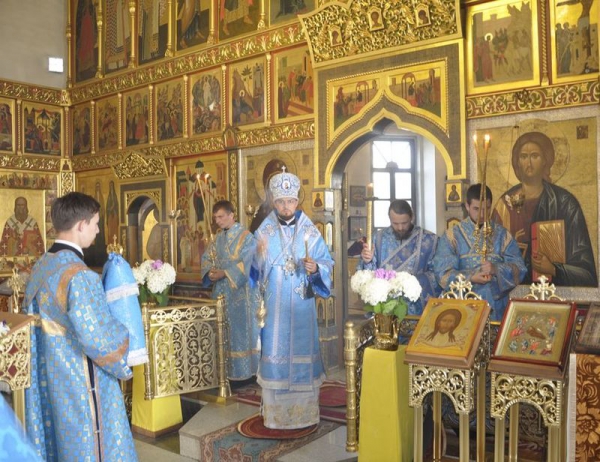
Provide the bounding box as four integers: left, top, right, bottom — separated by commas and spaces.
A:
229, 57, 267, 128
189, 68, 223, 138
465, 0, 540, 94
311, 191, 324, 212
96, 96, 120, 153
549, 0, 598, 84
0, 97, 15, 153
22, 102, 62, 156
123, 87, 150, 147
0, 188, 47, 267
408, 299, 489, 359
172, 152, 229, 281
273, 46, 314, 124
492, 299, 576, 368
71, 103, 92, 155
155, 78, 185, 143
473, 109, 598, 292
445, 181, 462, 205
327, 59, 448, 147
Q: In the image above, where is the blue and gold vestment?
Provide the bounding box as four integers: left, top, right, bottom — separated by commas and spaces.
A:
201, 222, 260, 380
250, 210, 334, 429
433, 218, 527, 321
23, 248, 137, 461
358, 226, 440, 315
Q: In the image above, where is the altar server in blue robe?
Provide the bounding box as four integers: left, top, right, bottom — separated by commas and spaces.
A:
23, 192, 137, 462
250, 168, 334, 429
358, 199, 439, 314
201, 200, 259, 380
433, 184, 527, 321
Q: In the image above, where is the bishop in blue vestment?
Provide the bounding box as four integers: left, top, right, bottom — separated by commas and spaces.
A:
250, 169, 334, 429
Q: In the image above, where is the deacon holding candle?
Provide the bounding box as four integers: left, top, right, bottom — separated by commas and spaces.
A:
359, 198, 440, 315
250, 167, 334, 430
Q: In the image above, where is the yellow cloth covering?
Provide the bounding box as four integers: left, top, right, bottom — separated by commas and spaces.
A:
131, 365, 183, 435
358, 345, 414, 461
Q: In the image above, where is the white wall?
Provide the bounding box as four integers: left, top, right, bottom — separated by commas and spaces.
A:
0, 0, 67, 89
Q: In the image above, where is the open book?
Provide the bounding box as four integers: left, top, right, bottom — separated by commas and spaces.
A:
531, 220, 565, 282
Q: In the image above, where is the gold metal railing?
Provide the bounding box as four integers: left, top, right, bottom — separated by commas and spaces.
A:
141, 294, 231, 401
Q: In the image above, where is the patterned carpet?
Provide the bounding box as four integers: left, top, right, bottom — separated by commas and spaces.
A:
198, 417, 340, 461
233, 380, 347, 424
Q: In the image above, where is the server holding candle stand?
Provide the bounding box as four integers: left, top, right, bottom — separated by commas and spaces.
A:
250, 167, 334, 430
433, 182, 527, 321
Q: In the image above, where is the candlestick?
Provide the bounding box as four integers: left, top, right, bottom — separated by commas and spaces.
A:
304, 234, 310, 260
365, 183, 374, 249
472, 134, 480, 157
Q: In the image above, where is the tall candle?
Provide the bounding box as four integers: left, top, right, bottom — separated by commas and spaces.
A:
483, 134, 490, 154
365, 183, 374, 248
304, 234, 310, 260
472, 134, 480, 157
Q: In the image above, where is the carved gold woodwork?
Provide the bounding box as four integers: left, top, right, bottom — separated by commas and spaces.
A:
466, 80, 599, 118
299, 0, 460, 66
0, 155, 60, 171
60, 158, 75, 195
0, 81, 65, 106
125, 189, 162, 212
228, 151, 239, 215
141, 295, 230, 400
112, 152, 167, 179
407, 275, 488, 462
490, 374, 562, 426
0, 321, 32, 390
67, 24, 305, 105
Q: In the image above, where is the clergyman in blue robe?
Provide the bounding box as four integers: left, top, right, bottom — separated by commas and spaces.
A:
433, 184, 527, 321
250, 169, 334, 429
23, 192, 136, 461
201, 200, 259, 380
358, 199, 439, 314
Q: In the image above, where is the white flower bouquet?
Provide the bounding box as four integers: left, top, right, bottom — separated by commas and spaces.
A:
132, 259, 176, 305
350, 268, 421, 318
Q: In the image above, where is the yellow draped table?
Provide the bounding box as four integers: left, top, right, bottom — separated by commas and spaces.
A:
131, 365, 183, 437
358, 345, 414, 461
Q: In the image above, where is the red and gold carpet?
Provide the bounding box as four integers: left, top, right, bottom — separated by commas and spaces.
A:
198, 416, 339, 461
237, 414, 318, 439
233, 380, 346, 423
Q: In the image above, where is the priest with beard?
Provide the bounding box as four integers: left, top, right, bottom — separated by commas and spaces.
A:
358, 199, 439, 314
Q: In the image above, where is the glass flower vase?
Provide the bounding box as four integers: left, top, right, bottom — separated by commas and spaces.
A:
373, 313, 399, 351
139, 286, 170, 307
